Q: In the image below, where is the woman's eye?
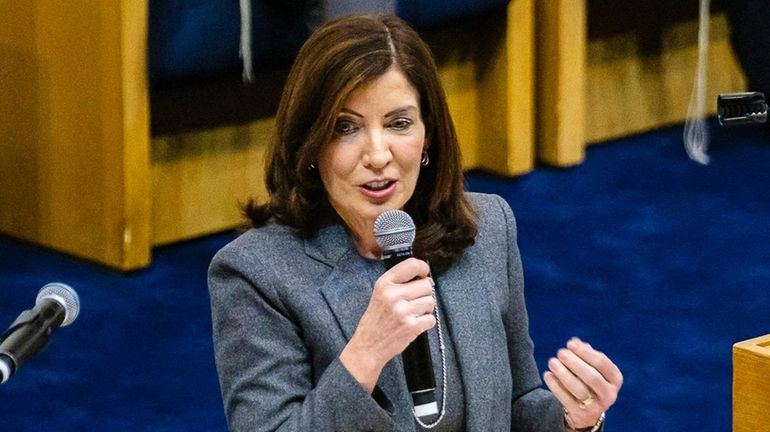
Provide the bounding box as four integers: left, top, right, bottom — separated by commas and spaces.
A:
334, 119, 358, 135
390, 118, 413, 131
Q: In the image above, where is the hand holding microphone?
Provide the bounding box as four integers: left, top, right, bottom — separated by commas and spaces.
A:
373, 210, 439, 419
339, 210, 438, 419
339, 257, 435, 387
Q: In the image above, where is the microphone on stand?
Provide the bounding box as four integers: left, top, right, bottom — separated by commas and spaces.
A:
374, 210, 438, 419
0, 282, 80, 384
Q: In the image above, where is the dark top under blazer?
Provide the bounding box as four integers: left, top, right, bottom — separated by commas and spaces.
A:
208, 192, 567, 431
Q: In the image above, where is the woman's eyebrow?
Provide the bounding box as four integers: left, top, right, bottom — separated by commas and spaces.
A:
339, 108, 364, 118
338, 105, 419, 118
384, 105, 418, 117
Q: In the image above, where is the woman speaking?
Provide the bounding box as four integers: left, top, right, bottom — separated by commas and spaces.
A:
208, 14, 622, 431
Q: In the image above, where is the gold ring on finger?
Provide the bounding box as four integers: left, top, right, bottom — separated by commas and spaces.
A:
578, 396, 594, 410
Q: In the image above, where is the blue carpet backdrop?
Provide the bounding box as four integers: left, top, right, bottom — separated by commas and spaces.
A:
0, 120, 768, 431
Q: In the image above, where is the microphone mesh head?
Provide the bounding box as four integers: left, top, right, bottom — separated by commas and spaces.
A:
36, 283, 80, 327
374, 210, 416, 250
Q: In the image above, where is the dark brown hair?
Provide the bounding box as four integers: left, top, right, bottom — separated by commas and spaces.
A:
246, 14, 476, 274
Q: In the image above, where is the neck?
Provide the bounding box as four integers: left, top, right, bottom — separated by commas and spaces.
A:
350, 230, 382, 260
326, 204, 384, 259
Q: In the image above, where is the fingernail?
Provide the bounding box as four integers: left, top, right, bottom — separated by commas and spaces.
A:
567, 337, 582, 348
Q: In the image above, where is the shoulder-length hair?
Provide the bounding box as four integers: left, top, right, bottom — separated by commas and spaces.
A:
246, 14, 477, 274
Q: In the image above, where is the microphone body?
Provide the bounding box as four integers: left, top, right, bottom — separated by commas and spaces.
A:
375, 211, 438, 419
0, 283, 79, 384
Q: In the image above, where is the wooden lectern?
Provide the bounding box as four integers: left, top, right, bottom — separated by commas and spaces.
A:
733, 334, 770, 432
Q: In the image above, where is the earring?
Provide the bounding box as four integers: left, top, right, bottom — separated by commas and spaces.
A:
307, 163, 316, 171
420, 151, 430, 166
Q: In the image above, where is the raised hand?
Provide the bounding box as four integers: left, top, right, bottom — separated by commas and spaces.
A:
543, 337, 623, 430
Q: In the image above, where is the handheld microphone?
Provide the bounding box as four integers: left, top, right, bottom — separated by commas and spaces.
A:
0, 283, 80, 384
374, 210, 438, 419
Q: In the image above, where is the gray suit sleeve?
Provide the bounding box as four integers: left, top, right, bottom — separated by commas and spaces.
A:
208, 247, 399, 432
492, 195, 568, 432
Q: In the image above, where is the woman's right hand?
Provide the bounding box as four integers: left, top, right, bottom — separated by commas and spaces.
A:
339, 257, 436, 393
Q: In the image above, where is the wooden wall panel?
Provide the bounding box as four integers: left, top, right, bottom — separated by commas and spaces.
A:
585, 12, 746, 144
151, 120, 271, 245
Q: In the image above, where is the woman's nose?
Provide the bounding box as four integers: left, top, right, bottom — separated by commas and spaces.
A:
363, 130, 392, 168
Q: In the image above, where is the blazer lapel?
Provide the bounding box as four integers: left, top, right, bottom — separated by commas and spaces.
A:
318, 248, 374, 341
438, 259, 506, 431
304, 223, 374, 342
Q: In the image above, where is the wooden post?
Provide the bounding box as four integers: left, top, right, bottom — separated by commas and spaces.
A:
0, 1, 151, 270
733, 334, 770, 432
475, 0, 535, 175
535, 0, 586, 167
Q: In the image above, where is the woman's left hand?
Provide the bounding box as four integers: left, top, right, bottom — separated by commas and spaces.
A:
542, 337, 623, 430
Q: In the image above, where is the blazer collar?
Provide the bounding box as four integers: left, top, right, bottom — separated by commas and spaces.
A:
303, 223, 353, 267
304, 222, 377, 345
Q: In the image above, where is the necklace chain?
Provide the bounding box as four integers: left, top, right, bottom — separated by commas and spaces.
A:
413, 287, 447, 428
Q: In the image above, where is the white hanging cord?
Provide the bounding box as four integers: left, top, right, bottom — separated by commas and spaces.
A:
239, 0, 254, 83
683, 0, 712, 164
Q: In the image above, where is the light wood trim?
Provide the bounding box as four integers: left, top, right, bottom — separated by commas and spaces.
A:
535, 0, 586, 167
733, 334, 770, 432
0, 1, 151, 270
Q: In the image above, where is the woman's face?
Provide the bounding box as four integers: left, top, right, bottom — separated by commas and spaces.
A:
318, 67, 426, 243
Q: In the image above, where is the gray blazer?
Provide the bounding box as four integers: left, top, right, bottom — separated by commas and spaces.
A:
208, 192, 567, 431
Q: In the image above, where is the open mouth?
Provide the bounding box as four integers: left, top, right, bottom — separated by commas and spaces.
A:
362, 180, 395, 191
